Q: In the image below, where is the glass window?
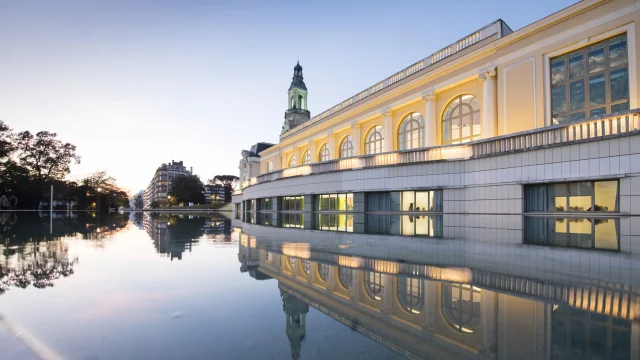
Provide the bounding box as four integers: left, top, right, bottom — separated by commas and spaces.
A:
288, 155, 297, 168
316, 214, 354, 232
283, 196, 304, 211
282, 213, 304, 228
551, 34, 629, 124
525, 181, 618, 213
340, 136, 354, 158
524, 217, 619, 251
317, 193, 353, 211
338, 267, 353, 289
267, 161, 273, 172
287, 256, 295, 269
442, 283, 481, 333
319, 144, 330, 162
301, 150, 311, 165
317, 263, 330, 281
442, 95, 481, 144
398, 277, 423, 314
365, 125, 384, 154
398, 113, 424, 150
301, 260, 310, 274
364, 272, 383, 300
367, 191, 441, 212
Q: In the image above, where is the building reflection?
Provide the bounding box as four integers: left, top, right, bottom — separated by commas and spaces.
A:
237, 226, 640, 360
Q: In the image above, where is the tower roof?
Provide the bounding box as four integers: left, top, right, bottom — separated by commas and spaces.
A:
288, 62, 307, 91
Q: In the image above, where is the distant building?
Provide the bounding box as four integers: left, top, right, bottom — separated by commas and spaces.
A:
239, 143, 274, 184
144, 160, 191, 208
203, 184, 225, 203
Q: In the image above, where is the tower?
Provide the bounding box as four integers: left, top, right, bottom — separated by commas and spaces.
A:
281, 288, 309, 359
282, 62, 310, 134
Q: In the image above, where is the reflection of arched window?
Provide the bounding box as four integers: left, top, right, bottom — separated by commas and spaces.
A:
365, 126, 384, 154
301, 260, 310, 274
288, 155, 297, 168
442, 283, 481, 333
302, 150, 311, 165
287, 256, 295, 269
398, 277, 423, 314
340, 136, 354, 158
398, 113, 424, 150
319, 144, 330, 162
338, 267, 353, 289
364, 272, 383, 300
317, 263, 330, 281
442, 95, 481, 144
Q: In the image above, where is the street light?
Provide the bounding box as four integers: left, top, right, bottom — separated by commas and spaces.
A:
167, 195, 172, 208
97, 187, 102, 211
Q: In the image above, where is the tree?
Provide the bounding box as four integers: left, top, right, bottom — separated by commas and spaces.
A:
169, 174, 205, 205
209, 175, 239, 203
133, 192, 144, 209
14, 130, 81, 182
0, 121, 15, 161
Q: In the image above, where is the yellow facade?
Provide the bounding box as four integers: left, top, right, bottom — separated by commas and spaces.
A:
255, 0, 639, 177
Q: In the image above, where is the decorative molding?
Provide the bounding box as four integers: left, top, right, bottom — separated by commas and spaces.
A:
421, 92, 436, 102
478, 66, 497, 81
381, 108, 392, 118
351, 122, 360, 129
327, 131, 334, 137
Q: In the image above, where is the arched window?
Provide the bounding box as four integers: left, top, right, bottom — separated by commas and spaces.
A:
442, 94, 481, 144
398, 113, 424, 150
319, 144, 330, 162
317, 263, 330, 281
301, 260, 310, 274
365, 126, 384, 154
442, 283, 481, 333
398, 277, 423, 314
338, 267, 352, 290
340, 136, 354, 158
287, 256, 295, 269
302, 150, 311, 165
288, 155, 297, 168
298, 94, 303, 109
364, 272, 383, 300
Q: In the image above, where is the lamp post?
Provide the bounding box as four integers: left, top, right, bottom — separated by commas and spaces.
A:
167, 195, 172, 209
97, 187, 102, 211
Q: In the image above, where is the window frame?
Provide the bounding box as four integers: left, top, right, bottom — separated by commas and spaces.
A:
287, 155, 297, 168
339, 136, 354, 158
398, 113, 424, 150
442, 94, 481, 144
301, 150, 311, 165
319, 143, 330, 162
365, 125, 384, 154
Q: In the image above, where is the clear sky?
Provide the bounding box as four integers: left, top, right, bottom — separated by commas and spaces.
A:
0, 0, 577, 192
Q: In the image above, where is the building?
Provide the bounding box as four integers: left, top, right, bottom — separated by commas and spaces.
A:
239, 142, 274, 185
144, 160, 191, 208
203, 184, 225, 203
234, 0, 640, 253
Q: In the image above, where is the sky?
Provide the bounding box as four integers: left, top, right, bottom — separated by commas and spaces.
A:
0, 0, 578, 193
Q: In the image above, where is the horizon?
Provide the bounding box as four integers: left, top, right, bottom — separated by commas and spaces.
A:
0, 0, 577, 193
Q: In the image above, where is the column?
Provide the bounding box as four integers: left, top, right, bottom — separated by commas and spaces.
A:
382, 274, 393, 313
424, 280, 437, 333
328, 132, 335, 160
352, 123, 361, 156
383, 109, 393, 152
482, 289, 498, 356
308, 140, 316, 163
479, 67, 497, 139
293, 146, 299, 166
422, 92, 437, 147
350, 270, 361, 301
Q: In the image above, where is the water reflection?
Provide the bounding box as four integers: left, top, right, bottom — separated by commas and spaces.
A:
237, 224, 640, 360
0, 211, 128, 295
524, 216, 619, 251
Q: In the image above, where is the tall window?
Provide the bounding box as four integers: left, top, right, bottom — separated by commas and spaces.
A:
267, 161, 273, 172
302, 150, 311, 165
551, 34, 629, 124
442, 283, 481, 334
340, 136, 354, 158
398, 113, 424, 150
282, 196, 304, 211
317, 263, 330, 281
524, 180, 618, 212
301, 260, 311, 274
338, 267, 353, 289
288, 155, 297, 168
365, 126, 384, 154
442, 95, 481, 144
319, 144, 330, 162
287, 256, 295, 269
364, 272, 383, 300
398, 277, 423, 314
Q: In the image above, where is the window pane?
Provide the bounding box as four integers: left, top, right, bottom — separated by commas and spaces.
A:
570, 112, 585, 122
612, 102, 629, 113
551, 57, 566, 84
590, 107, 606, 117
552, 115, 567, 125
569, 182, 593, 211
594, 181, 617, 211
594, 218, 618, 250
610, 68, 629, 102
552, 85, 566, 114
402, 191, 415, 211
569, 80, 585, 111
588, 44, 605, 73
609, 35, 628, 68
568, 52, 584, 79
548, 183, 567, 211
589, 74, 606, 106
415, 192, 429, 211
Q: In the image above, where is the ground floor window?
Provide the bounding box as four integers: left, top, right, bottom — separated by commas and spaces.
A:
317, 193, 353, 211
283, 196, 304, 211
524, 216, 619, 251
367, 190, 442, 212
256, 198, 272, 211
282, 213, 304, 228
315, 214, 353, 232
365, 214, 442, 237
525, 180, 618, 212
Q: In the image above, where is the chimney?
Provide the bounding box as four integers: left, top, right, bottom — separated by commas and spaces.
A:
190, 167, 193, 174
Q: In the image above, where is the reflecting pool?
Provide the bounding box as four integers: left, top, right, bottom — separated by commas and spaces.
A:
0, 211, 638, 359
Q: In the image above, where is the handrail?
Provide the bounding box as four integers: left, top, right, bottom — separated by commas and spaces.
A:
280, 21, 505, 141
244, 110, 640, 191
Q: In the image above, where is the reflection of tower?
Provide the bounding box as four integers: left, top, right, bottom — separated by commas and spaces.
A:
281, 289, 309, 359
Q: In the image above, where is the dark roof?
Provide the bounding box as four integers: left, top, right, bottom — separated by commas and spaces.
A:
288, 62, 307, 91
248, 142, 274, 156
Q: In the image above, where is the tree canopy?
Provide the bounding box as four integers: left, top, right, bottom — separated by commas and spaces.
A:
209, 175, 239, 203
169, 174, 205, 205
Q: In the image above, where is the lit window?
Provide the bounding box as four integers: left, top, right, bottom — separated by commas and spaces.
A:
442, 283, 481, 333
364, 272, 383, 300
340, 136, 354, 158
302, 150, 311, 165
317, 263, 330, 281
551, 34, 629, 124
398, 277, 423, 314
319, 144, 330, 162
288, 155, 297, 168
287, 256, 295, 269
442, 95, 480, 144
365, 125, 384, 154
301, 260, 310, 274
398, 113, 424, 150
338, 267, 352, 289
